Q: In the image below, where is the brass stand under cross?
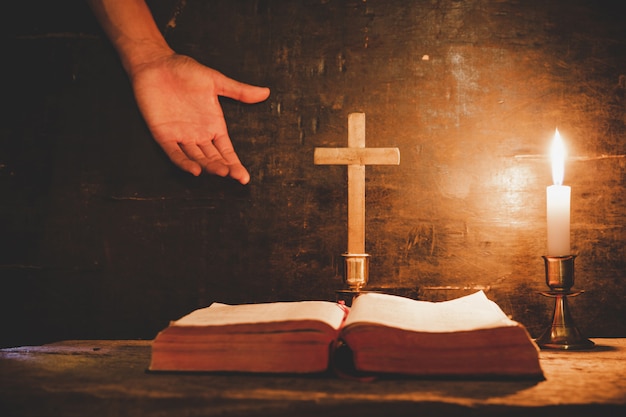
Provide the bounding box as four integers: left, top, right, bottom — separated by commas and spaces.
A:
314, 113, 400, 291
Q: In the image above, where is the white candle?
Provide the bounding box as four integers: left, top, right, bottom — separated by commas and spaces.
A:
546, 129, 571, 256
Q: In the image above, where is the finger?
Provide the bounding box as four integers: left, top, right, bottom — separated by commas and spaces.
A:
212, 71, 270, 104
228, 163, 251, 185
211, 134, 251, 185
181, 142, 230, 178
159, 141, 202, 176
198, 113, 250, 183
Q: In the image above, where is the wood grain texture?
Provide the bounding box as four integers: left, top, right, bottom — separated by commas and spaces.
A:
1, 339, 625, 416
314, 148, 400, 165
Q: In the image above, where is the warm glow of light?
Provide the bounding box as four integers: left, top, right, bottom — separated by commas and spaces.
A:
550, 129, 566, 185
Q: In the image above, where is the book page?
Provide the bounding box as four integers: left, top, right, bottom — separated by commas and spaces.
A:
173, 300, 347, 330
344, 291, 517, 333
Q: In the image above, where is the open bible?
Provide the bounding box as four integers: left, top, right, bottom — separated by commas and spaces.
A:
149, 291, 543, 379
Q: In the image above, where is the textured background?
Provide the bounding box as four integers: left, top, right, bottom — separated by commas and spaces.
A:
1, 0, 624, 346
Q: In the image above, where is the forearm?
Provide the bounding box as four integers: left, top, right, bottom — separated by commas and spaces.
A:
87, 0, 174, 76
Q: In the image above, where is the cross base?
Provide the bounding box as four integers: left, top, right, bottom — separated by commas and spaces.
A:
342, 253, 370, 291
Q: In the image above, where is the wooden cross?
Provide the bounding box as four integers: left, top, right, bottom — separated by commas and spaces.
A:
314, 113, 400, 255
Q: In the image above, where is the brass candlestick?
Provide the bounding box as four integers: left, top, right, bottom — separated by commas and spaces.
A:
536, 255, 594, 350
342, 253, 369, 291
335, 253, 370, 306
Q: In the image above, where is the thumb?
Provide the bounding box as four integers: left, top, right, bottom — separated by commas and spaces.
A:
214, 71, 270, 104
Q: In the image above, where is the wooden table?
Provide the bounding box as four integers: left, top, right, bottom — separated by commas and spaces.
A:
2, 339, 625, 416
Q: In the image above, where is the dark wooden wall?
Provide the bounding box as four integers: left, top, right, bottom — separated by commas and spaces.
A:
1, 0, 624, 347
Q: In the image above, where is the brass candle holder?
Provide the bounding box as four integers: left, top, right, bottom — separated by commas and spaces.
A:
536, 255, 595, 350
342, 253, 369, 291
336, 253, 370, 306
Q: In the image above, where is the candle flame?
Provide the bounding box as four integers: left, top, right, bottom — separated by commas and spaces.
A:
550, 128, 566, 185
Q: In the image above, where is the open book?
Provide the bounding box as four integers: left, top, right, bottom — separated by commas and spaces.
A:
149, 291, 543, 379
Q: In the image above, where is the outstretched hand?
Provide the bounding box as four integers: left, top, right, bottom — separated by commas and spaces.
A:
130, 53, 270, 184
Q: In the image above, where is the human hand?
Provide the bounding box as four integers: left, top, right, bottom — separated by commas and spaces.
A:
129, 53, 270, 184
